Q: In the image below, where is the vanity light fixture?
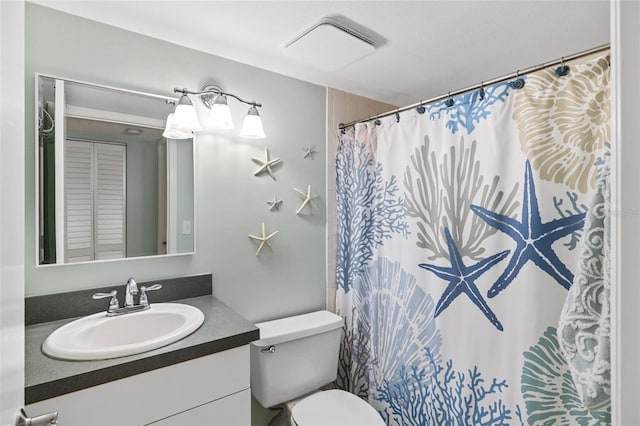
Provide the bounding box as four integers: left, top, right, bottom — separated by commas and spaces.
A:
172, 93, 202, 132
207, 94, 235, 129
240, 105, 266, 139
162, 113, 194, 140
164, 85, 265, 139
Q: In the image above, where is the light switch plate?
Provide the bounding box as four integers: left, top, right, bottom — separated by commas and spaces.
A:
182, 220, 192, 235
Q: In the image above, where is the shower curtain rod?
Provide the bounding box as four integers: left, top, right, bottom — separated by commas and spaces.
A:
338, 43, 610, 130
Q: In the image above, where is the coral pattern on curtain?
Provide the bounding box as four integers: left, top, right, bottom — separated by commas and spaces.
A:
335, 53, 611, 425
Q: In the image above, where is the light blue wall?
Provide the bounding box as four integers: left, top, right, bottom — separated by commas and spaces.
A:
25, 3, 327, 323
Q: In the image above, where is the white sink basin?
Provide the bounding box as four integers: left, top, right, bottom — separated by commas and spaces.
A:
42, 303, 205, 361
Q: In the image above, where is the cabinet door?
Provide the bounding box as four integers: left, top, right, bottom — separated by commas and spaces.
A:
148, 389, 250, 426
27, 345, 249, 426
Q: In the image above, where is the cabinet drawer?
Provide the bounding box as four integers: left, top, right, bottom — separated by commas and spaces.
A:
27, 345, 250, 426
148, 389, 251, 426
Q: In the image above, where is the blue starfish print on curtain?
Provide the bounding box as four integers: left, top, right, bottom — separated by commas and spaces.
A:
470, 161, 586, 298
419, 228, 510, 331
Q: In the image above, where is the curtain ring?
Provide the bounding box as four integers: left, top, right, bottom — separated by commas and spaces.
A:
511, 70, 526, 89
445, 92, 454, 107
478, 81, 485, 101
555, 57, 570, 77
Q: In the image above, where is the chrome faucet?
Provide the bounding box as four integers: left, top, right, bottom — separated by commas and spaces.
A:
125, 277, 139, 307
92, 278, 162, 316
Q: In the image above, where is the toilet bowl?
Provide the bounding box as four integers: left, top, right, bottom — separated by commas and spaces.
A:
250, 310, 383, 426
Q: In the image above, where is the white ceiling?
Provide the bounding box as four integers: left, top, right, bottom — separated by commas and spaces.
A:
34, 0, 610, 107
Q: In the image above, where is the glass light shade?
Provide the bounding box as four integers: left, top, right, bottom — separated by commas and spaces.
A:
172, 94, 201, 132
240, 106, 266, 139
163, 113, 193, 140
207, 95, 235, 129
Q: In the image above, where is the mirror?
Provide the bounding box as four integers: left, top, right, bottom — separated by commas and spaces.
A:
36, 75, 195, 265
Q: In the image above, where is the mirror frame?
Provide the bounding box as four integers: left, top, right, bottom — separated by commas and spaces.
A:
34, 73, 196, 267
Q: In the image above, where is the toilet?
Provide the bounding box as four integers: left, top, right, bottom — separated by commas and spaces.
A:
250, 310, 384, 426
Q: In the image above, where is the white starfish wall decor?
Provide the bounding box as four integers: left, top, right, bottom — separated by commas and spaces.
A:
267, 194, 283, 212
294, 184, 318, 215
248, 222, 279, 256
252, 147, 281, 180
302, 144, 317, 159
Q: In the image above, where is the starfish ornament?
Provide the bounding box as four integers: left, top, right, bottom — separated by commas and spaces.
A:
251, 147, 281, 180
248, 222, 279, 256
419, 228, 510, 331
294, 185, 318, 215
302, 144, 317, 159
266, 194, 283, 212
471, 160, 586, 298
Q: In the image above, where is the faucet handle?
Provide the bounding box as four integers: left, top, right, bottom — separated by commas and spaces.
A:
126, 277, 138, 294
139, 284, 162, 307
92, 290, 119, 312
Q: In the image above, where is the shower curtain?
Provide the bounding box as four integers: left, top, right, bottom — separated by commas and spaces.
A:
335, 53, 611, 425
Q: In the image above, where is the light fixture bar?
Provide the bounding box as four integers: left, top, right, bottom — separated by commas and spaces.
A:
168, 85, 266, 138
173, 87, 262, 108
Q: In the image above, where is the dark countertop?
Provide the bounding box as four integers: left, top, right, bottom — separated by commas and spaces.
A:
25, 275, 259, 404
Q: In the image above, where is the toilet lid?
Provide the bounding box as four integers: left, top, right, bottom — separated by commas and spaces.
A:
291, 389, 384, 426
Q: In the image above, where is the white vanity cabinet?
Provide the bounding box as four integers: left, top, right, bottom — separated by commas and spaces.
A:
26, 345, 250, 426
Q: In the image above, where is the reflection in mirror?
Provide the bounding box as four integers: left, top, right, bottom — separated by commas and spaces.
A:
37, 75, 195, 265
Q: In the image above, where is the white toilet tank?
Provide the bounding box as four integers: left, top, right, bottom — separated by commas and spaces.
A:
250, 310, 344, 408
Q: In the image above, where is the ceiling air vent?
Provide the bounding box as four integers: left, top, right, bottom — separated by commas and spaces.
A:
284, 17, 376, 70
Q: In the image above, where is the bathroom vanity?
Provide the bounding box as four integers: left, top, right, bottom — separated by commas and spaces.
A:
24, 274, 259, 425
